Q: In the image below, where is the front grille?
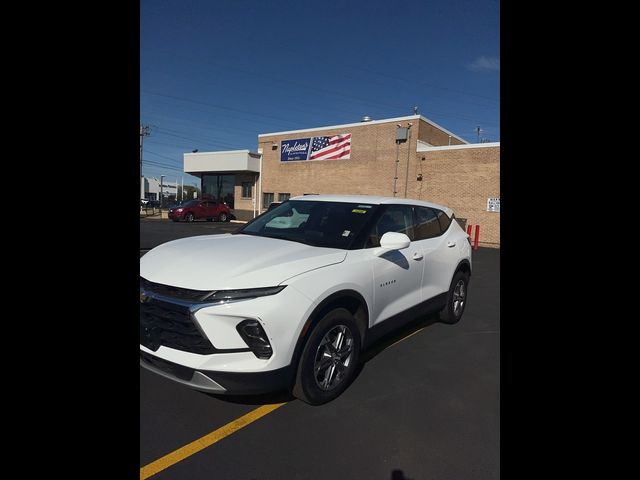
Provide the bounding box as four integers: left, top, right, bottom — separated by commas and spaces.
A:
140, 277, 213, 303
140, 297, 216, 354
140, 351, 195, 381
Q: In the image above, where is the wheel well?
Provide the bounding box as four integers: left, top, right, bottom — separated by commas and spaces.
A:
456, 260, 471, 277
317, 295, 368, 341
290, 291, 369, 371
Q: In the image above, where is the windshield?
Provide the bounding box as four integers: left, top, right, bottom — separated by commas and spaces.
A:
236, 200, 379, 249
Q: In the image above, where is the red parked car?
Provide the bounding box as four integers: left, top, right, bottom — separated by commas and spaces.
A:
168, 200, 231, 222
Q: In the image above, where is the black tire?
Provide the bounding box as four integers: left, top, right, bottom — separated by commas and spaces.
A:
292, 308, 361, 405
439, 270, 470, 324
218, 212, 228, 222
185, 212, 195, 222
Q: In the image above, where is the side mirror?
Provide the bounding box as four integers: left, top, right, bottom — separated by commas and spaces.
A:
379, 232, 411, 250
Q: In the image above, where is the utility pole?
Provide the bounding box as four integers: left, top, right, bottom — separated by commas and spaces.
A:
160, 175, 165, 209
140, 125, 151, 200
404, 123, 413, 198
393, 141, 400, 197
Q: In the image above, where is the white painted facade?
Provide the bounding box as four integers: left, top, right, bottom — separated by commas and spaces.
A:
142, 177, 178, 200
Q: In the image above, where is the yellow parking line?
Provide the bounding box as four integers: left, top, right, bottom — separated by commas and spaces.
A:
141, 326, 423, 478
140, 402, 287, 479
388, 327, 425, 348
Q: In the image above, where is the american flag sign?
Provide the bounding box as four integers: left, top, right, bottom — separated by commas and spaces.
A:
309, 133, 352, 160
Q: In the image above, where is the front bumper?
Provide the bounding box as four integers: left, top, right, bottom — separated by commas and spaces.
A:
139, 281, 316, 393
140, 350, 294, 394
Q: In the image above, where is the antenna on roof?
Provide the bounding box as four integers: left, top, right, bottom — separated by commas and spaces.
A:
413, 106, 419, 115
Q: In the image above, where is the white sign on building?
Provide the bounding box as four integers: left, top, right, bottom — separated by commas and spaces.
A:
487, 197, 500, 212
144, 177, 177, 197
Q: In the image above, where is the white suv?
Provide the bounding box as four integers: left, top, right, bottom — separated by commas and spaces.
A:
140, 195, 471, 405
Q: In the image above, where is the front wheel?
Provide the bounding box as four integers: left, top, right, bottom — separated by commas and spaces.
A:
185, 212, 195, 222
439, 270, 469, 324
218, 212, 228, 222
292, 308, 361, 405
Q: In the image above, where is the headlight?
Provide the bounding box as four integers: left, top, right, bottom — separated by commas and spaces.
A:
176, 208, 183, 212
204, 286, 286, 302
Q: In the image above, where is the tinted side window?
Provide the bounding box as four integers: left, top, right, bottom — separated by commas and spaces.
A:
414, 207, 441, 240
365, 205, 415, 247
435, 209, 452, 232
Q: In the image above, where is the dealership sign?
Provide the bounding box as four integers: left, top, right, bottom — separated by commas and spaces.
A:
281, 133, 352, 162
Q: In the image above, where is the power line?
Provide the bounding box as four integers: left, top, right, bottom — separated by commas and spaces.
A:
142, 88, 499, 136
142, 90, 301, 126
144, 158, 182, 170
145, 149, 183, 164
153, 128, 245, 150
143, 160, 184, 173
144, 48, 499, 107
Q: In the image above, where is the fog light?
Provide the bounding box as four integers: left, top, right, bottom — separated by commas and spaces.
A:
236, 320, 272, 359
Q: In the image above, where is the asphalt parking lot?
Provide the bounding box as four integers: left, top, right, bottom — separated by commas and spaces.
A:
140, 218, 500, 479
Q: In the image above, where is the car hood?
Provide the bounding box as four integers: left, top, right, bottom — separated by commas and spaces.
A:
140, 233, 347, 290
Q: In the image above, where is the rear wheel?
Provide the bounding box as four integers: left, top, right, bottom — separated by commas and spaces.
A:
292, 308, 361, 405
218, 212, 228, 222
439, 270, 469, 324
185, 212, 195, 222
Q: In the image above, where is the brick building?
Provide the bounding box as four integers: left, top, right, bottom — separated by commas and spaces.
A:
183, 115, 500, 247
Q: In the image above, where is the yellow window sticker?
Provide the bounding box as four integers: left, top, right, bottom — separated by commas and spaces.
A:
352, 209, 367, 214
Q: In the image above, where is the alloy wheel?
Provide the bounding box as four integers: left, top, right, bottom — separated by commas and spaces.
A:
313, 325, 354, 391
452, 279, 466, 317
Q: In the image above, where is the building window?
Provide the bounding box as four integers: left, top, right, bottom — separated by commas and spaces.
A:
202, 174, 235, 209
278, 193, 290, 202
241, 182, 253, 198
263, 192, 274, 207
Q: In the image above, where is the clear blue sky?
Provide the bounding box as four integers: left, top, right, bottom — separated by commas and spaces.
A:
141, 0, 500, 185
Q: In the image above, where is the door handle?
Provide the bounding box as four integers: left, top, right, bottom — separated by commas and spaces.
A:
412, 252, 423, 260
447, 241, 456, 248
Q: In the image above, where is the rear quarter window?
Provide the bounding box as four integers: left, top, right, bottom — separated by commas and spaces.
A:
435, 209, 452, 232
414, 206, 441, 240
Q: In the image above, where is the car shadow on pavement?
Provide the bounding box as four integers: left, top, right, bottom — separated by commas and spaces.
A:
205, 389, 295, 406
360, 312, 441, 363
390, 469, 414, 480
204, 312, 441, 406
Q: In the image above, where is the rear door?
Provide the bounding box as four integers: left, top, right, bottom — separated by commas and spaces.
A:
195, 201, 208, 219
413, 206, 459, 300
206, 200, 219, 218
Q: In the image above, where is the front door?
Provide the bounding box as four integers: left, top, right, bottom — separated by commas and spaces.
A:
366, 205, 423, 326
